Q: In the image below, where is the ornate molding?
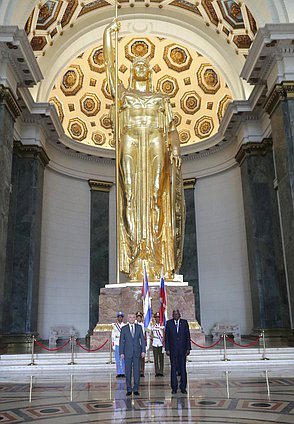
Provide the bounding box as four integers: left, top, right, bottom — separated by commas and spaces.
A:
0, 85, 21, 120
13, 140, 50, 167
264, 82, 294, 116
88, 179, 113, 192
235, 138, 273, 166
183, 178, 196, 190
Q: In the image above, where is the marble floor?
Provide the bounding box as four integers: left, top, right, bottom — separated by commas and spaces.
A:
1, 369, 294, 423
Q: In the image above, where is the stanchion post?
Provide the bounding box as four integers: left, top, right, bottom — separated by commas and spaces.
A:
225, 370, 230, 399
265, 369, 271, 400
29, 375, 33, 402
222, 333, 230, 361
28, 335, 36, 366
261, 330, 269, 360
109, 372, 112, 400
68, 335, 76, 365
70, 374, 73, 401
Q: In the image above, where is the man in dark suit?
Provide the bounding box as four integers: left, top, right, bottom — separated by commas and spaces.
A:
119, 312, 146, 396
165, 309, 191, 394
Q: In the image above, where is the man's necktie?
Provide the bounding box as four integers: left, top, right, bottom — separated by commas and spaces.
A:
131, 324, 134, 337
176, 321, 179, 333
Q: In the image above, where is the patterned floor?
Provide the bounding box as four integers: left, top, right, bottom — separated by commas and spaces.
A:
1, 372, 294, 423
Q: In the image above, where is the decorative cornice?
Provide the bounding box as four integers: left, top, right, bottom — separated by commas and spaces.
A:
183, 178, 196, 190
13, 140, 50, 167
88, 179, 113, 192
235, 138, 272, 166
0, 85, 21, 120
264, 82, 294, 116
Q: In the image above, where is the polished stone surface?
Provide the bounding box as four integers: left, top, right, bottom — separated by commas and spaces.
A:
1, 369, 294, 423
239, 144, 290, 329
180, 187, 199, 323
89, 189, 110, 332
4, 151, 45, 336
0, 104, 14, 333
271, 98, 294, 325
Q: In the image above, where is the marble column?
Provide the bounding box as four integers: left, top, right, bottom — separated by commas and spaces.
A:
0, 86, 21, 334
3, 142, 49, 340
236, 139, 290, 331
180, 178, 200, 323
88, 180, 113, 334
264, 83, 294, 327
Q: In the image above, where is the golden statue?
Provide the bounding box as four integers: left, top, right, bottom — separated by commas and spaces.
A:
104, 20, 185, 281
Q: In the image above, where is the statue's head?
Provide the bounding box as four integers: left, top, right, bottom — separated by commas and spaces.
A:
129, 57, 153, 91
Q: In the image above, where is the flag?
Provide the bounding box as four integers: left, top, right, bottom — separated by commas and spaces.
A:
159, 269, 167, 326
142, 263, 152, 329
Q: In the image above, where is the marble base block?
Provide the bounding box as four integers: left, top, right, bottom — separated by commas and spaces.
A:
90, 282, 204, 350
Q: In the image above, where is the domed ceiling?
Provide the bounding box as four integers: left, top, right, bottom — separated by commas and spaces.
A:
25, 0, 257, 149
49, 36, 233, 148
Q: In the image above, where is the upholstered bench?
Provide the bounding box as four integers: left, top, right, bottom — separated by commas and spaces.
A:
211, 322, 241, 342
49, 326, 78, 345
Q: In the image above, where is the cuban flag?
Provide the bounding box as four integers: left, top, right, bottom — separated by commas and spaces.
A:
142, 263, 152, 330
159, 269, 167, 326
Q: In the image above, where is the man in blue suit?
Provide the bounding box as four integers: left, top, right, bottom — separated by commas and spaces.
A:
120, 312, 146, 396
165, 309, 191, 394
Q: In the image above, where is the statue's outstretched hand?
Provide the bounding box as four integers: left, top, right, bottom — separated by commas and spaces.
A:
109, 18, 121, 32
170, 151, 182, 169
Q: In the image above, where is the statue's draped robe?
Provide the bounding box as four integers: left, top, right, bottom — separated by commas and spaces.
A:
115, 88, 185, 280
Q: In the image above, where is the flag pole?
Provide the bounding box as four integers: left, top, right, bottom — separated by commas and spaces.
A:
115, 0, 120, 284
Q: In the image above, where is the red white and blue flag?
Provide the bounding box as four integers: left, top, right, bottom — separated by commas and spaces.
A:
159, 269, 167, 326
142, 263, 152, 330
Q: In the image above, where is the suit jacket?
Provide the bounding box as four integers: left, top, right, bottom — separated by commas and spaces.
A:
165, 318, 191, 355
119, 323, 146, 358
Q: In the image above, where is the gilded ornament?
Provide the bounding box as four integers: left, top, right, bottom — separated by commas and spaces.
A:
104, 20, 185, 281
204, 69, 218, 87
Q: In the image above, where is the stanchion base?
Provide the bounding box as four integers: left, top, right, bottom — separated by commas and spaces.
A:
28, 363, 36, 366
262, 357, 270, 360
222, 359, 231, 362
68, 362, 77, 365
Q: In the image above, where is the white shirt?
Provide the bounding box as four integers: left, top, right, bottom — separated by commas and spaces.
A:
151, 323, 164, 347
111, 321, 125, 349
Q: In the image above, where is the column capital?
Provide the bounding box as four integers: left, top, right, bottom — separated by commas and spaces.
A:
14, 141, 50, 167
183, 178, 197, 190
0, 85, 21, 120
264, 82, 294, 116
88, 180, 113, 192
235, 138, 272, 165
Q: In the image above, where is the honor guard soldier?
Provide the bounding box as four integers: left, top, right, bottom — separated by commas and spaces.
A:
112, 311, 125, 378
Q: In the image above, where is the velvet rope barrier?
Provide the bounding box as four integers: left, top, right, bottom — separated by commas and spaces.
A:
226, 335, 261, 348
75, 338, 109, 352
34, 338, 71, 351
191, 336, 223, 349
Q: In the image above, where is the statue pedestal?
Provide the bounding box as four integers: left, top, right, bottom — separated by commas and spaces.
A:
90, 281, 205, 349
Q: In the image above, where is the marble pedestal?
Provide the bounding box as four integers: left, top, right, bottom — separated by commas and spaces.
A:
90, 281, 205, 350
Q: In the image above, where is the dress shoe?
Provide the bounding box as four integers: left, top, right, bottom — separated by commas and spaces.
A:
126, 391, 132, 396
171, 389, 177, 394
181, 389, 187, 394
133, 391, 140, 396
140, 373, 145, 377
121, 374, 125, 378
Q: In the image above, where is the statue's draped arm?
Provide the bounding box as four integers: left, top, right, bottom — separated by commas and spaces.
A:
103, 20, 120, 100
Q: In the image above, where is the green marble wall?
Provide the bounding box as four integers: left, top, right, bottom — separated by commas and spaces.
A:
3, 144, 48, 337
0, 103, 16, 334
271, 97, 294, 326
237, 141, 290, 330
89, 182, 112, 332
180, 182, 200, 323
